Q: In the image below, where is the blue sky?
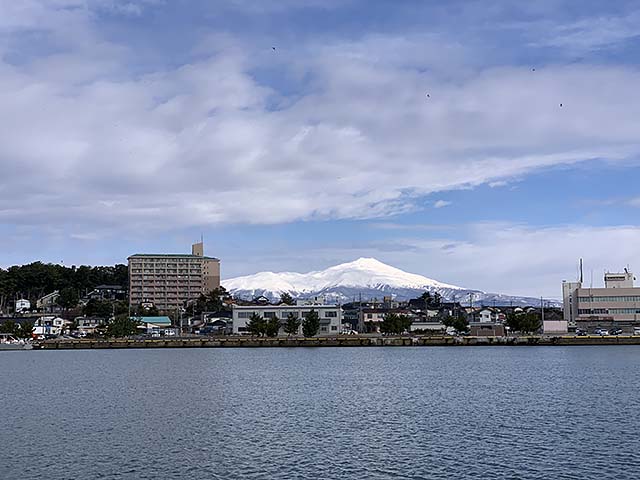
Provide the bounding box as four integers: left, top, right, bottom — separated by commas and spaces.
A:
1, 0, 640, 298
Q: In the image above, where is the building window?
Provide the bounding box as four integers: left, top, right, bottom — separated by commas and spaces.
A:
331, 326, 338, 331
324, 311, 337, 318
237, 312, 253, 319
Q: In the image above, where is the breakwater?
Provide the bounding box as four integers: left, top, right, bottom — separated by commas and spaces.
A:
34, 335, 640, 349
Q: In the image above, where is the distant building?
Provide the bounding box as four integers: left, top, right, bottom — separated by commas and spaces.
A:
232, 304, 342, 336
469, 322, 506, 336
85, 285, 126, 301
359, 307, 412, 333
562, 269, 640, 330
478, 308, 495, 323
33, 316, 68, 336
128, 241, 220, 312
36, 291, 60, 313
75, 316, 108, 334
15, 299, 30, 313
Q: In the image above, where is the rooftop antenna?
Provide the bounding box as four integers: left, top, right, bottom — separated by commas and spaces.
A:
579, 258, 583, 284
590, 269, 593, 288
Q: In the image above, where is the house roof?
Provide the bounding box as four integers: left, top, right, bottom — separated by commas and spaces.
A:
130, 316, 172, 326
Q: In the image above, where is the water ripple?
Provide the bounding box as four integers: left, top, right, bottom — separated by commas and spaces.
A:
2, 346, 640, 479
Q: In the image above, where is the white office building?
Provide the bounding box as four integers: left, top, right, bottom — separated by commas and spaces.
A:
563, 268, 640, 326
232, 304, 342, 336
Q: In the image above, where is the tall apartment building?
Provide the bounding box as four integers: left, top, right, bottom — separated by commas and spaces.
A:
128, 242, 220, 312
562, 269, 640, 327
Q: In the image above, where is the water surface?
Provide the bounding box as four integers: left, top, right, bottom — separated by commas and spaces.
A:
2, 346, 639, 479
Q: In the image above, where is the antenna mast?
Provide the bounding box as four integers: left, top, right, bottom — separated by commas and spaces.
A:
579, 258, 583, 284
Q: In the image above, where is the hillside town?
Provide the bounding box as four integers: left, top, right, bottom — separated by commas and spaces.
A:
2, 242, 639, 341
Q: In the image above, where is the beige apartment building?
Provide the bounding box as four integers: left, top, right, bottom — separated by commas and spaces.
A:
563, 269, 640, 327
128, 242, 220, 312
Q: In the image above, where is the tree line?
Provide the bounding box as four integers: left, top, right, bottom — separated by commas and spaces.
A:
245, 310, 320, 337
0, 262, 128, 313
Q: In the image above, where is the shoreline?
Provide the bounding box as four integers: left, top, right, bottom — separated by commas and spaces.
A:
32, 335, 640, 349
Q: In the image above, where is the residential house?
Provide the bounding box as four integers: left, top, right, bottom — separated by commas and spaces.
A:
85, 285, 126, 301
33, 316, 69, 336
37, 291, 60, 314
15, 299, 31, 313
132, 316, 177, 336
75, 316, 108, 334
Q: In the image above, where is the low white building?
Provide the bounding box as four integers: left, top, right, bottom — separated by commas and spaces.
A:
15, 299, 31, 313
232, 304, 342, 336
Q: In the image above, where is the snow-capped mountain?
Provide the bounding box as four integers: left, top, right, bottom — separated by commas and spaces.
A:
223, 258, 558, 306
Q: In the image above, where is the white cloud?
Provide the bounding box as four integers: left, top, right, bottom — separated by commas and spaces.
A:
433, 200, 452, 208
530, 11, 640, 52
1, 3, 640, 234
224, 223, 640, 298
488, 180, 509, 188
387, 223, 640, 298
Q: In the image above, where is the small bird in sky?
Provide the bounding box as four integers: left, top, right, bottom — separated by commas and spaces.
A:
532, 68, 536, 71
426, 93, 430, 98
272, 46, 276, 51
560, 103, 563, 107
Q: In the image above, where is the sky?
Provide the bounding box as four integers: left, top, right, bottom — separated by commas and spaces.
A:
1, 0, 640, 298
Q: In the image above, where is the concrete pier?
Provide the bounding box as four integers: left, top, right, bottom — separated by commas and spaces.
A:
33, 335, 640, 349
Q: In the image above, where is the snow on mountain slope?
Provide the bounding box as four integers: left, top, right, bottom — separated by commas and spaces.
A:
223, 258, 561, 306
223, 257, 463, 296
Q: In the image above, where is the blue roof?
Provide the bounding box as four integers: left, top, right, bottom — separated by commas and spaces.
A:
131, 316, 172, 326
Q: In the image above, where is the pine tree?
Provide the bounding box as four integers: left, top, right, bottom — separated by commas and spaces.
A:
283, 313, 301, 336
301, 309, 320, 337
265, 315, 281, 337
279, 292, 295, 305
246, 313, 266, 337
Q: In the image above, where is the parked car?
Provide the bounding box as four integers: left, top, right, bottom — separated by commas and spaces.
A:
594, 329, 609, 336
610, 328, 623, 335
576, 329, 587, 336
634, 328, 640, 336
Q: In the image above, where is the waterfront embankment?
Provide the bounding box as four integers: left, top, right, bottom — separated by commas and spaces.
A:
33, 335, 640, 349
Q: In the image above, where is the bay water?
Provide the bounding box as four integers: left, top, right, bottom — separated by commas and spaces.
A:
2, 346, 640, 479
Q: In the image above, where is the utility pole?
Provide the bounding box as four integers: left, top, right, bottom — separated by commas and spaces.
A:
358, 292, 363, 333
453, 294, 457, 319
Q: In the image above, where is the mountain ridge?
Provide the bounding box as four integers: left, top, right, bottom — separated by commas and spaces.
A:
222, 258, 560, 307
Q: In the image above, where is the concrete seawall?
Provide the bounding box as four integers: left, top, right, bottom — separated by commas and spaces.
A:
34, 335, 640, 349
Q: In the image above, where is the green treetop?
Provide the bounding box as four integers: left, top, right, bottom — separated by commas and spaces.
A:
301, 309, 320, 337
